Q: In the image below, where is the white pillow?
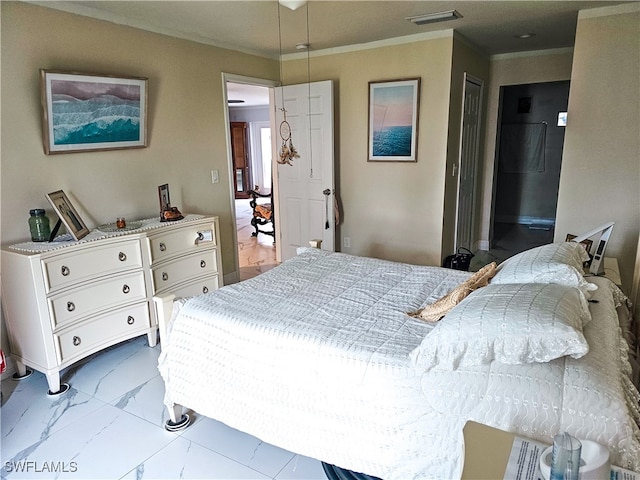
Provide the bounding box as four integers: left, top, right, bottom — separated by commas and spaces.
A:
491, 242, 597, 295
410, 283, 590, 371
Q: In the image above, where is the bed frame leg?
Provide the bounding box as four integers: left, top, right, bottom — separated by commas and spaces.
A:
165, 403, 191, 432
153, 294, 190, 431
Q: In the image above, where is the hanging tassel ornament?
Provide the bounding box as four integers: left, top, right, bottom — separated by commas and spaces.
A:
277, 109, 299, 165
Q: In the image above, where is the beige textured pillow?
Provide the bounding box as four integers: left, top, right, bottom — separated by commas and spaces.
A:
410, 262, 497, 323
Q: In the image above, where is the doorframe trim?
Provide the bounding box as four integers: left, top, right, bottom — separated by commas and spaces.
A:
222, 73, 279, 284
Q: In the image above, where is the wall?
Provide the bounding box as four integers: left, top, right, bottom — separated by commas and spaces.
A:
555, 4, 640, 292
478, 49, 574, 249
282, 33, 458, 266
1, 2, 279, 275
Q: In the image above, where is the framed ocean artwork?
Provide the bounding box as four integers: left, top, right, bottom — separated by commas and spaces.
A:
40, 70, 148, 154
368, 78, 420, 162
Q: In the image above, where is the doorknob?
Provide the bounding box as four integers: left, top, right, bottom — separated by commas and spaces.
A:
323, 189, 331, 229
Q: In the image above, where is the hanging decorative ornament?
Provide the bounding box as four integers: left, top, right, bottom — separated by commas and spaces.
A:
277, 108, 299, 165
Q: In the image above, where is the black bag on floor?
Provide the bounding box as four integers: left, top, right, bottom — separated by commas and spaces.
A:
442, 247, 474, 271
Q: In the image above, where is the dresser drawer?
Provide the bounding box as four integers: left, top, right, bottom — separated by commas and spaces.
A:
151, 249, 217, 294
158, 274, 220, 298
55, 302, 151, 364
148, 222, 217, 264
49, 271, 147, 329
43, 240, 143, 293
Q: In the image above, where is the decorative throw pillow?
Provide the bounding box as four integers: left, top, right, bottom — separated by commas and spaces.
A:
491, 242, 597, 297
410, 262, 497, 322
410, 283, 590, 371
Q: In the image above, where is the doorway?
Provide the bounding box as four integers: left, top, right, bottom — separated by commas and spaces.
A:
224, 75, 279, 282
490, 80, 570, 259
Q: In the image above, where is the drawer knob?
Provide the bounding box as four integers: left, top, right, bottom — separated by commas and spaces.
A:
202, 286, 209, 294
122, 284, 130, 294
118, 252, 127, 262
162, 272, 168, 281
67, 301, 75, 312
200, 260, 206, 268
127, 316, 135, 325
197, 232, 205, 241
61, 266, 70, 276
159, 243, 166, 252
72, 336, 81, 346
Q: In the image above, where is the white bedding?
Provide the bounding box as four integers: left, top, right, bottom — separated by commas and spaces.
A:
158, 249, 640, 479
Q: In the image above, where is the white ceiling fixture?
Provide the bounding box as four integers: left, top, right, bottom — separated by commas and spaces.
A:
406, 10, 462, 25
279, 0, 307, 11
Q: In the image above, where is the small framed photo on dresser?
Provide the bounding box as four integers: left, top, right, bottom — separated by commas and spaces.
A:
46, 190, 90, 241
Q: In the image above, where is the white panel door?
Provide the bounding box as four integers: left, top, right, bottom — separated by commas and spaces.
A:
273, 80, 335, 262
455, 76, 483, 251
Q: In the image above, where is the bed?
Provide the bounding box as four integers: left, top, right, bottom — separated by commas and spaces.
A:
155, 243, 640, 479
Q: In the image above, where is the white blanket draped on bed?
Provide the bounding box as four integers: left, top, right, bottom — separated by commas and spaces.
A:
158, 249, 640, 479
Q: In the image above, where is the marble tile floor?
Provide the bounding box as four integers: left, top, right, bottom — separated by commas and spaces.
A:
0, 335, 326, 480
235, 198, 279, 281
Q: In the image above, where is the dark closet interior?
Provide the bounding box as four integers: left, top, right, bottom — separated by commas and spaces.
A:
492, 80, 570, 252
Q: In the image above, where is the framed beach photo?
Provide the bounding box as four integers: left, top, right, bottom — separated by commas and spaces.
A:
46, 190, 90, 241
368, 78, 420, 162
40, 70, 148, 154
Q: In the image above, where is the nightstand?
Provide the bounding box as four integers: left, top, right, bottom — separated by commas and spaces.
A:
461, 421, 517, 479
586, 257, 621, 288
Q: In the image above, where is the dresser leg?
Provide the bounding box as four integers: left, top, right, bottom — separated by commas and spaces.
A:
45, 371, 69, 396
11, 359, 33, 380
147, 329, 158, 347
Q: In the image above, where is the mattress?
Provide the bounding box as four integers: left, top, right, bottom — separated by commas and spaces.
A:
158, 248, 640, 479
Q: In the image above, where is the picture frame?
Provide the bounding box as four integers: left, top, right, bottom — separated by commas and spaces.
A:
158, 183, 184, 222
368, 78, 420, 162
565, 234, 593, 254
40, 70, 148, 154
158, 183, 170, 214
46, 190, 90, 241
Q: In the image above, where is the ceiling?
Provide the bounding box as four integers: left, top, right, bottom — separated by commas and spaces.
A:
32, 0, 635, 106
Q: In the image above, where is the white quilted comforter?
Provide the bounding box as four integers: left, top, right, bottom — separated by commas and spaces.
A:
158, 249, 640, 479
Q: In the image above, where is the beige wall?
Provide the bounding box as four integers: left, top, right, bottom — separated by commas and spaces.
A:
1, 2, 279, 277
479, 49, 574, 249
282, 34, 456, 266
555, 5, 640, 293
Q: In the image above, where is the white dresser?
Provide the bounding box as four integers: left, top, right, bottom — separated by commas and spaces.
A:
1, 215, 222, 394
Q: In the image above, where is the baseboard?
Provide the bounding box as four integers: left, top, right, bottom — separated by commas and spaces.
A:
475, 240, 490, 251
223, 271, 240, 285
1, 356, 16, 382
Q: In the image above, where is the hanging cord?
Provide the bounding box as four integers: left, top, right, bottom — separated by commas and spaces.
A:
275, 2, 299, 166
306, 3, 313, 178
277, 3, 285, 114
